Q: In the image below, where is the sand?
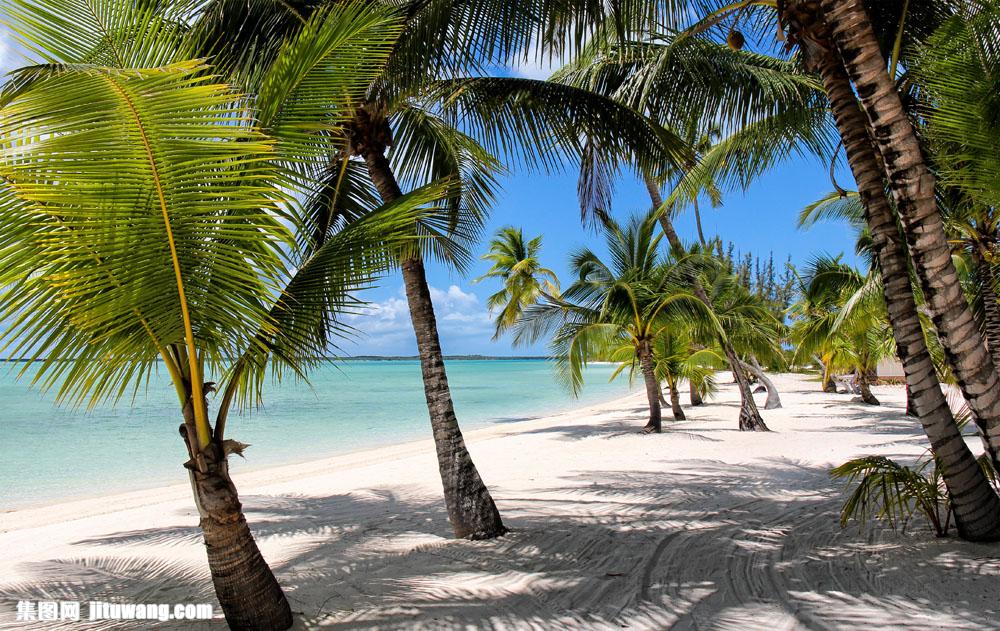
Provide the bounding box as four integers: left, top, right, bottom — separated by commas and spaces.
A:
1, 373, 999, 629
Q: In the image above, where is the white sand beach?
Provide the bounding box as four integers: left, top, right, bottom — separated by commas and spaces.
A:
2, 373, 998, 629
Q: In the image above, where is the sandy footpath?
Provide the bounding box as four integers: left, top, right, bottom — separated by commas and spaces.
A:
1, 373, 999, 629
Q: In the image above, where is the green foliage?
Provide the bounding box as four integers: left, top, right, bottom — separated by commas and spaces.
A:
476, 227, 560, 340
832, 455, 951, 536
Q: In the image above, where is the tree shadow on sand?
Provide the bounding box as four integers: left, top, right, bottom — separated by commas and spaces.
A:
7, 458, 999, 630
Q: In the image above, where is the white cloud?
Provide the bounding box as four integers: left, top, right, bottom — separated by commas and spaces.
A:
343, 284, 497, 355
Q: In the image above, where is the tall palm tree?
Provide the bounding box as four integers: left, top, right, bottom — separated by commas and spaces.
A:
809, 0, 1000, 472
186, 0, 686, 540
0, 2, 478, 625
476, 227, 560, 339
777, 0, 1000, 541
515, 213, 709, 433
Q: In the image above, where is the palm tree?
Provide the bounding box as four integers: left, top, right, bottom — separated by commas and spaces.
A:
476, 227, 560, 339
556, 28, 834, 430
558, 2, 1000, 539
776, 0, 1000, 540
807, 0, 1000, 473
790, 257, 895, 406
185, 0, 686, 540
515, 212, 708, 433
648, 330, 724, 420
0, 2, 476, 625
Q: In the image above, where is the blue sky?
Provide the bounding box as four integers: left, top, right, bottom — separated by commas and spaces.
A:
0, 28, 859, 358
346, 158, 859, 357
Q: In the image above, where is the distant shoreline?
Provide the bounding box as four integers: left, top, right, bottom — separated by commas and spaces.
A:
0, 355, 554, 363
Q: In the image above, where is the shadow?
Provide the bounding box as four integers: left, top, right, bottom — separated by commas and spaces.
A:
11, 457, 997, 630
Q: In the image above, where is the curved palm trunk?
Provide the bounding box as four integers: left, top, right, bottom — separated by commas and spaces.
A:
645, 175, 768, 431
786, 11, 1000, 540
180, 419, 292, 630
744, 357, 781, 409
689, 380, 704, 405
856, 370, 880, 406
814, 355, 838, 392
639, 342, 663, 433
668, 377, 686, 421
819, 0, 1000, 472
972, 249, 1000, 370
357, 130, 506, 539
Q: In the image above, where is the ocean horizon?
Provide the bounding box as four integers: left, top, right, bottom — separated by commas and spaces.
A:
1, 358, 632, 511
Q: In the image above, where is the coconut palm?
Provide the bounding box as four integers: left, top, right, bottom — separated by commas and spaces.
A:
790, 257, 896, 406
514, 212, 711, 433
0, 2, 476, 626
560, 0, 1000, 539
647, 329, 724, 420
476, 227, 560, 339
183, 0, 687, 540
555, 28, 835, 430
790, 0, 1000, 478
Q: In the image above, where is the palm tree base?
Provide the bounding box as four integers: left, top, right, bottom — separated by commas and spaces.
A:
187, 442, 292, 631
738, 405, 770, 432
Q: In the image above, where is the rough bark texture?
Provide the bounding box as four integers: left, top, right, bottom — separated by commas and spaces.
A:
639, 342, 663, 433
353, 110, 507, 539
689, 381, 704, 406
180, 425, 292, 630
906, 383, 918, 417
856, 371, 881, 406
645, 175, 768, 431
745, 357, 782, 409
783, 4, 1000, 540
668, 379, 686, 421
972, 249, 1000, 371
818, 0, 1000, 472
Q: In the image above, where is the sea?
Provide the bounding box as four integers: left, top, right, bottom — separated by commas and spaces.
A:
0, 359, 632, 510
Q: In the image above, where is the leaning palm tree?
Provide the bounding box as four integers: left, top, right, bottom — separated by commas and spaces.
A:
0, 2, 471, 626
185, 0, 686, 540
476, 227, 560, 339
648, 328, 724, 421
560, 0, 1000, 540
780, 0, 1000, 477
515, 212, 708, 433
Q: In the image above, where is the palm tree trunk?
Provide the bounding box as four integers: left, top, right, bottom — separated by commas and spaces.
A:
814, 355, 838, 392
668, 377, 686, 421
906, 383, 918, 417
358, 135, 506, 540
689, 380, 704, 405
644, 175, 768, 431
819, 0, 1000, 472
856, 370, 880, 406
639, 342, 663, 433
692, 197, 708, 247
744, 357, 781, 409
786, 12, 1000, 540
180, 423, 292, 630
972, 249, 1000, 370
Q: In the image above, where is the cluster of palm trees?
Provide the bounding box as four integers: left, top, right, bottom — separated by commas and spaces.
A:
480, 218, 784, 433
1, 0, 999, 628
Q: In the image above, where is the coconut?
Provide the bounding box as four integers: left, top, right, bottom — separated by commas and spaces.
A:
727, 30, 745, 51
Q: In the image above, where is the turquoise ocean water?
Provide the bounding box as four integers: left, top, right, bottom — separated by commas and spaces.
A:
0, 359, 631, 510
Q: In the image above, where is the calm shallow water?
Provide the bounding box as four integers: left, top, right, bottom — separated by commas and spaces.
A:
0, 359, 631, 510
